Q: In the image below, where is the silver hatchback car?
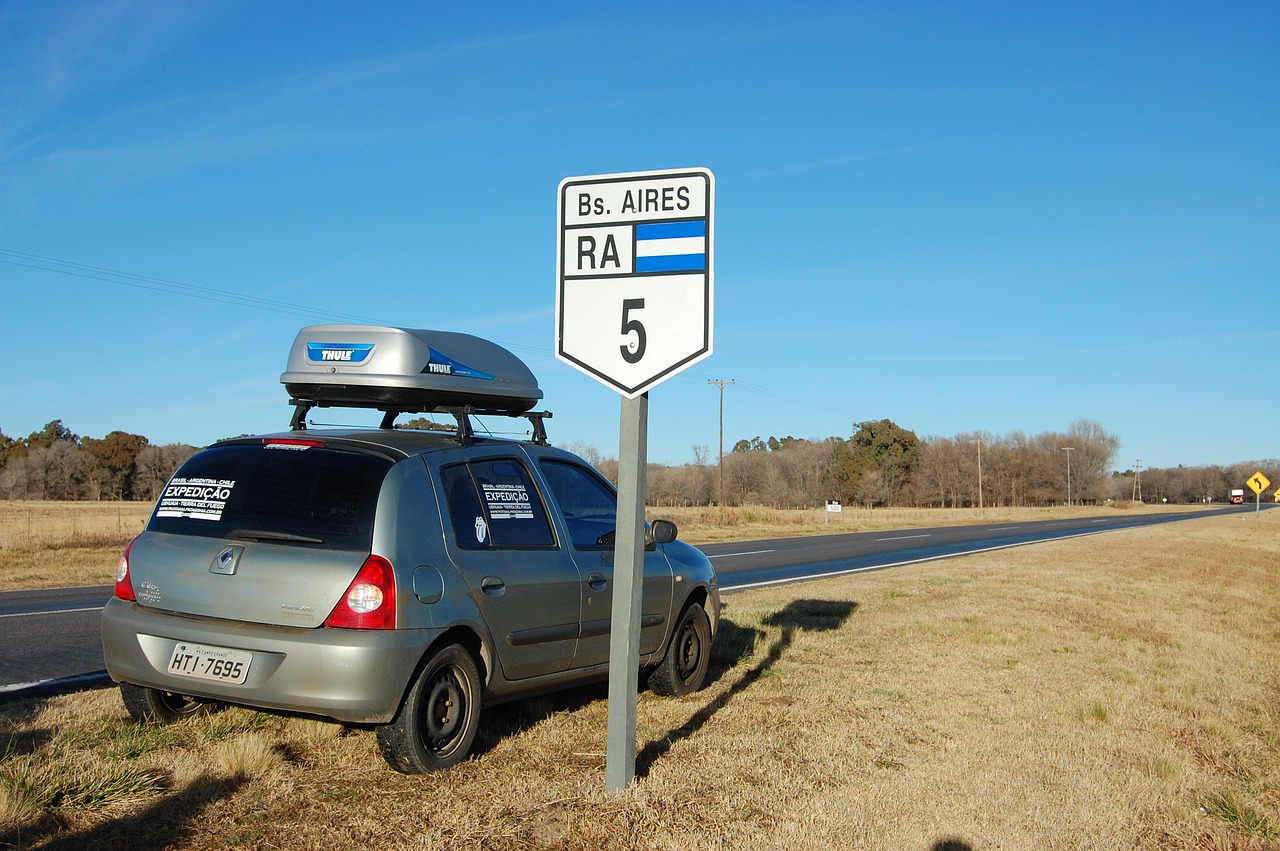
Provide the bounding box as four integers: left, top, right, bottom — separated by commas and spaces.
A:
101, 326, 719, 773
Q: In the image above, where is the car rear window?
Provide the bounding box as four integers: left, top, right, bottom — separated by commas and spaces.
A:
147, 442, 393, 549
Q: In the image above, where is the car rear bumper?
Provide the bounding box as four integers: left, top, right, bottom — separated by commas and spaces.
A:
101, 597, 435, 724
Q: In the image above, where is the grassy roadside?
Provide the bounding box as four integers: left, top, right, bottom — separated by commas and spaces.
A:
2, 509, 1276, 849
0, 501, 149, 591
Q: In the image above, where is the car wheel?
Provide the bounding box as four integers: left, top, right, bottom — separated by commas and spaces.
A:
648, 602, 711, 697
120, 683, 214, 723
376, 644, 482, 774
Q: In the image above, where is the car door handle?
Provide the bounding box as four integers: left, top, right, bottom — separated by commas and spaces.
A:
480, 575, 506, 596
587, 572, 607, 591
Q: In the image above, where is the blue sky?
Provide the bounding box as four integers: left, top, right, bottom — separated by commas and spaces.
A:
2, 1, 1276, 471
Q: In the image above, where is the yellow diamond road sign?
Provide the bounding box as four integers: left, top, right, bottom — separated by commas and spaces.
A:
1246, 471, 1270, 495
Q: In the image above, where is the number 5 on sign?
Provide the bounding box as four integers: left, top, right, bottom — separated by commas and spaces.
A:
556, 168, 714, 397
620, 298, 646, 363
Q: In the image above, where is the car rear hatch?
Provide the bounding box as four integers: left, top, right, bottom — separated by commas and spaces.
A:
130, 438, 395, 628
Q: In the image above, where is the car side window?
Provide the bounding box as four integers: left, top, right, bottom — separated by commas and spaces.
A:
539, 460, 618, 550
441, 458, 555, 549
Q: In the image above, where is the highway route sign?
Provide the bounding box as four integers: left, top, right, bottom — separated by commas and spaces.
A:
1246, 471, 1270, 495
556, 168, 714, 397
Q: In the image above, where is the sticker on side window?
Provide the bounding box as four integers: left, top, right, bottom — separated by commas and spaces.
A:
156, 478, 236, 521
481, 482, 534, 520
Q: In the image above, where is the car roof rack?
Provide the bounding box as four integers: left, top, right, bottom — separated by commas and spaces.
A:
288, 399, 552, 445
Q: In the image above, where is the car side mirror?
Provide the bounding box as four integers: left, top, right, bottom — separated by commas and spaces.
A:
647, 519, 678, 545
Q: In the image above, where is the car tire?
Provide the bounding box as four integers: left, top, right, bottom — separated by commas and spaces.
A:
376, 644, 482, 774
120, 683, 214, 723
648, 602, 712, 697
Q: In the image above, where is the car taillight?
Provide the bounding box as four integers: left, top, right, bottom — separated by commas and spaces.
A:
115, 537, 137, 601
325, 555, 396, 629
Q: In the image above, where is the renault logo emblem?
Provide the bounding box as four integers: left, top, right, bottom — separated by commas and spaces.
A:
210, 545, 243, 575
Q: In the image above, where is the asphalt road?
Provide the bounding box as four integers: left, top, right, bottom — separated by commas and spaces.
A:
1, 504, 1270, 698
0, 584, 113, 694
704, 506, 1267, 589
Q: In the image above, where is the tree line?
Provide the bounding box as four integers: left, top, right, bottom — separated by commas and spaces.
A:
0, 421, 196, 501
615, 418, 1271, 510
0, 417, 1271, 508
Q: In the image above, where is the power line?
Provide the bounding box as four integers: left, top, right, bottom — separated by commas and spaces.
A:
0, 248, 393, 326
3, 246, 858, 423
691, 371, 857, 418
1, 247, 558, 361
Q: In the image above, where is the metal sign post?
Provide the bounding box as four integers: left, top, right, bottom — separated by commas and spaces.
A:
606, 393, 647, 791
555, 168, 714, 792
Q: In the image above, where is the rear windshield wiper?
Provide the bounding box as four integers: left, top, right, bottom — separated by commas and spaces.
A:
227, 529, 324, 544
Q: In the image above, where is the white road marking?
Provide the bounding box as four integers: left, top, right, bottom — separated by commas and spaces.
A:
0, 605, 103, 619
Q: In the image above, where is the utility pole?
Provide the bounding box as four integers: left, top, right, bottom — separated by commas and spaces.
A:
1061, 447, 1075, 507
707, 379, 734, 507
969, 436, 984, 516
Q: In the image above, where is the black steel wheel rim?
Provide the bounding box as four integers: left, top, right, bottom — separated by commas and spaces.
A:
676, 617, 703, 683
422, 667, 465, 754
159, 691, 203, 715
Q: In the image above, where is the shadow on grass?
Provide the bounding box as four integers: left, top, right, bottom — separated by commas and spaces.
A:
636, 598, 857, 778
470, 682, 610, 760
0, 773, 247, 851
0, 694, 51, 740
1, 725, 54, 758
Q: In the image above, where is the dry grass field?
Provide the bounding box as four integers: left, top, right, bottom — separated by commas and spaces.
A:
2, 507, 1277, 849
0, 501, 152, 551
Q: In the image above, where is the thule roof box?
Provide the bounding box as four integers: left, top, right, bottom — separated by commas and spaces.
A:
281, 325, 548, 441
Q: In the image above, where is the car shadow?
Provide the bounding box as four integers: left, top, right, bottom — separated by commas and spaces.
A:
0, 773, 247, 851
635, 598, 857, 778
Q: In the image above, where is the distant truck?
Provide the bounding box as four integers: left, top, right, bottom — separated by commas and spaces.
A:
1230, 488, 1246, 504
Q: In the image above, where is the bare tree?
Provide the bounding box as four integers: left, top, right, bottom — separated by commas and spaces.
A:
0, 443, 97, 500
915, 437, 967, 507
133, 444, 198, 501
562, 440, 608, 469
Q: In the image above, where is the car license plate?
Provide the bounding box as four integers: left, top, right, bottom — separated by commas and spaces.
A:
167, 642, 251, 684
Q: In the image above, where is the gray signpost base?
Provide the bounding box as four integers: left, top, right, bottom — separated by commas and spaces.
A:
606, 393, 648, 792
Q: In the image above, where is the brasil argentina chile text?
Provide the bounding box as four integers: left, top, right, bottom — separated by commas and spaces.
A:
164, 477, 234, 498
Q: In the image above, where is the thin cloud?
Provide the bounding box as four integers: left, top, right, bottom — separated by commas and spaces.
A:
5, 23, 576, 183
743, 138, 980, 181
0, 1, 212, 144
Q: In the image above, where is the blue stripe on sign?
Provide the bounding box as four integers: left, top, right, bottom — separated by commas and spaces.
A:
636, 220, 706, 240
636, 253, 706, 273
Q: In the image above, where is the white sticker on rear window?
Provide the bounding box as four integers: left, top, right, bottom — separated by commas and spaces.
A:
481, 482, 534, 520
157, 478, 236, 521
